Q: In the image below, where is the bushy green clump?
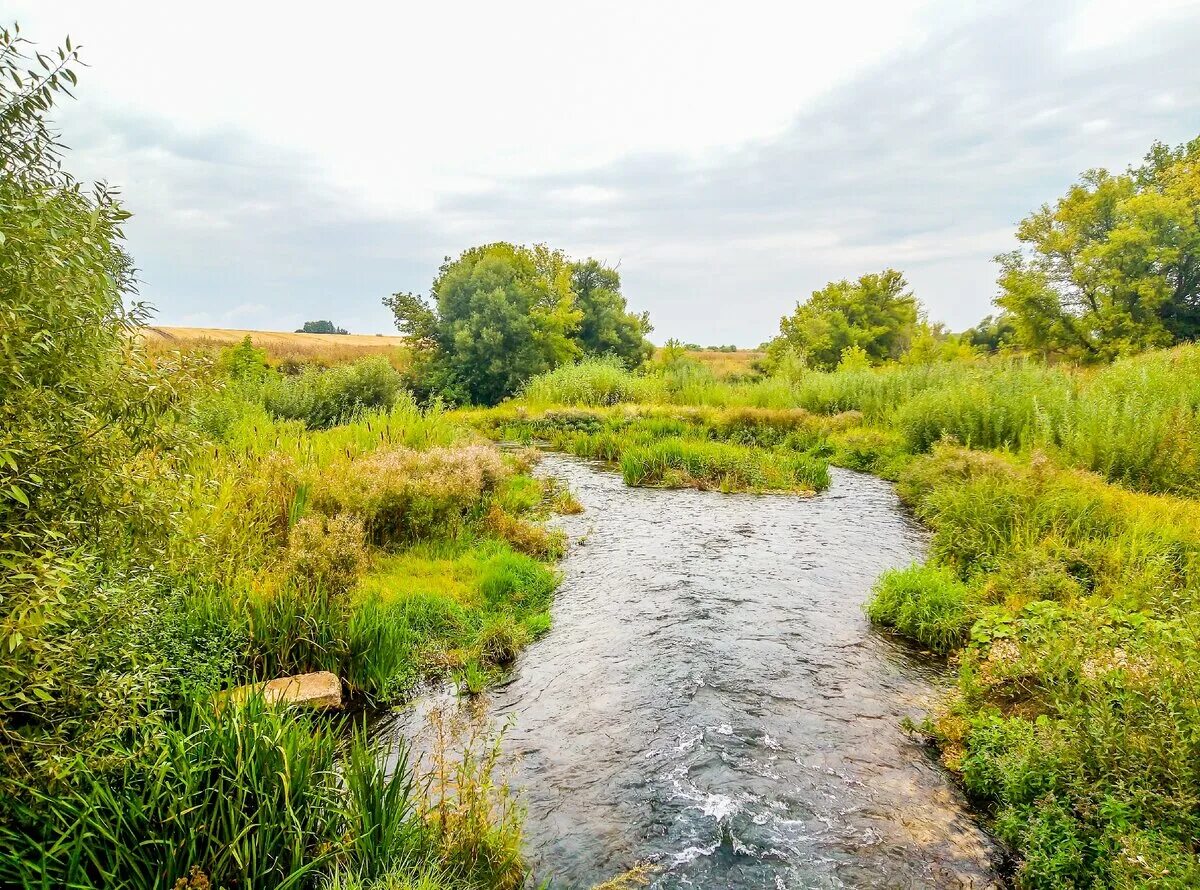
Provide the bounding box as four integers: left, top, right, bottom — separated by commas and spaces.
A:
895, 446, 1200, 887
520, 355, 659, 406
0, 700, 420, 888
311, 444, 511, 545
263, 355, 406, 429
620, 437, 830, 493
894, 365, 1072, 453
867, 564, 979, 653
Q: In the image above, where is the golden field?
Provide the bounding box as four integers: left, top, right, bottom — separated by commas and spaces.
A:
141, 326, 411, 369
144, 327, 761, 378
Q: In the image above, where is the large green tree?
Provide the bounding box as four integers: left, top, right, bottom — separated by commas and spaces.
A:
996, 135, 1200, 360
569, 258, 653, 366
386, 244, 651, 404
766, 269, 918, 371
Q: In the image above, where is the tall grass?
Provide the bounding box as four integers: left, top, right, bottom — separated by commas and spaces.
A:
516, 345, 1200, 496
620, 437, 830, 493
866, 564, 979, 653
868, 446, 1200, 886
0, 699, 411, 888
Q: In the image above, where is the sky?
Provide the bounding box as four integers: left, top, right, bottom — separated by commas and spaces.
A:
9, 0, 1200, 345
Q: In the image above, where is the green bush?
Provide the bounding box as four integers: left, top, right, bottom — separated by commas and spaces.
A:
283, 513, 371, 596
620, 437, 830, 493
263, 356, 406, 429
866, 564, 979, 653
311, 445, 510, 545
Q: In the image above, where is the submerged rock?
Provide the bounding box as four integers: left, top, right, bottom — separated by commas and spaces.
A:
219, 671, 343, 710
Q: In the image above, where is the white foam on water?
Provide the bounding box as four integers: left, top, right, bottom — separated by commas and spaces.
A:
700, 792, 739, 821
671, 840, 719, 866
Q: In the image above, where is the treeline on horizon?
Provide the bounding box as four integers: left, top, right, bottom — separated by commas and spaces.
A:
378, 131, 1200, 407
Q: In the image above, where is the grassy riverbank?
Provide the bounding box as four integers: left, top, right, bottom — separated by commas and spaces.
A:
2, 338, 569, 887
465, 348, 1200, 888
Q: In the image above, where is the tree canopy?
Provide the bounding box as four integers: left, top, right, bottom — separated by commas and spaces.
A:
996, 136, 1200, 360
766, 269, 918, 371
386, 243, 651, 404
570, 259, 653, 366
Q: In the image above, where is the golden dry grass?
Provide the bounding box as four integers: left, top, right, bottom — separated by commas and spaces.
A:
141, 326, 410, 369
677, 348, 763, 378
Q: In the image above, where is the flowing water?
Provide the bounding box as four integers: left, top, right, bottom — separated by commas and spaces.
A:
379, 455, 1003, 889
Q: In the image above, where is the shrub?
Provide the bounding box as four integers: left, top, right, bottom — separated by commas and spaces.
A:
867, 564, 979, 653
283, 513, 370, 596
312, 445, 511, 545
263, 356, 406, 429
483, 504, 566, 560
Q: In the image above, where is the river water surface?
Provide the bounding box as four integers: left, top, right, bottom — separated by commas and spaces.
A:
380, 455, 1002, 888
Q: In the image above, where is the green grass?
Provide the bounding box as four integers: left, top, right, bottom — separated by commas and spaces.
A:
866, 564, 979, 653
620, 437, 830, 493
0, 699, 412, 888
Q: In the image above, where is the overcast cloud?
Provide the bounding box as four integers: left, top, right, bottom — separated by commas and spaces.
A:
10, 0, 1200, 344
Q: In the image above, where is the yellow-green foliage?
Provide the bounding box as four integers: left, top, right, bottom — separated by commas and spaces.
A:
353, 541, 558, 674
310, 444, 511, 545
283, 513, 370, 596
620, 437, 830, 493
483, 504, 566, 560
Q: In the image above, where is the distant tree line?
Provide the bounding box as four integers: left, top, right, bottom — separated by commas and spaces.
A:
384, 134, 1199, 401
296, 320, 349, 335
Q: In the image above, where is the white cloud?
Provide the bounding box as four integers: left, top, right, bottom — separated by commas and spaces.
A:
6, 0, 1199, 344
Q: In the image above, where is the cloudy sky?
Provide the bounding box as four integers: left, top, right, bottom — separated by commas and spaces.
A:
10, 1, 1200, 345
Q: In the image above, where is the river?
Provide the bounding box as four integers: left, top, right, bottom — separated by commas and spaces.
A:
379, 454, 1003, 888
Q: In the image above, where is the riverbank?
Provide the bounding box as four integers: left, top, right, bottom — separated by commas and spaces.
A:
379, 455, 1004, 887
1, 350, 573, 887
458, 346, 1200, 888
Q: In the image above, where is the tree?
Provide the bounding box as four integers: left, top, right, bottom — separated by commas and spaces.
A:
569, 259, 653, 366
386, 244, 653, 405
386, 243, 583, 405
766, 269, 918, 371
996, 135, 1200, 360
296, 320, 348, 334
0, 23, 188, 737
962, 313, 1018, 353
901, 321, 977, 365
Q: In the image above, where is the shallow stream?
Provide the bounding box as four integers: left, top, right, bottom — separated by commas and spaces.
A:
379, 454, 1002, 888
